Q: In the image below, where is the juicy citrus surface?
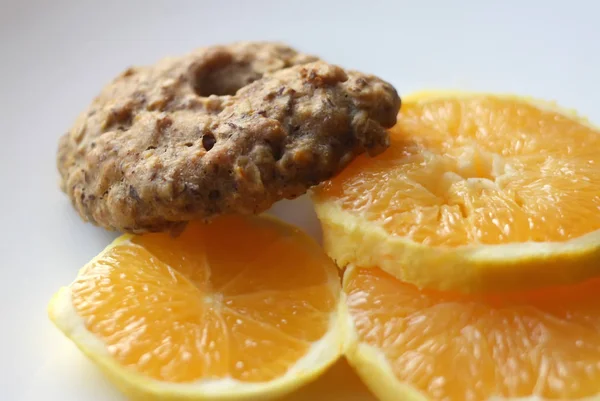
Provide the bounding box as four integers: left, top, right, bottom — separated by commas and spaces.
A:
345, 266, 600, 401
316, 94, 600, 246
66, 215, 341, 384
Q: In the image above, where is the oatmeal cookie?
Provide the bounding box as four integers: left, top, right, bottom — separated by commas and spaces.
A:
58, 42, 400, 233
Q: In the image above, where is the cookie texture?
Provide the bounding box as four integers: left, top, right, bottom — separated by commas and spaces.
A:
58, 42, 401, 233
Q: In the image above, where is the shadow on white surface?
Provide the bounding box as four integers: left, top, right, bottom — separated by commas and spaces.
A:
268, 195, 323, 244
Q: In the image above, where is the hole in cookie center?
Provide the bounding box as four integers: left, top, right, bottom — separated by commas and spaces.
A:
191, 51, 263, 97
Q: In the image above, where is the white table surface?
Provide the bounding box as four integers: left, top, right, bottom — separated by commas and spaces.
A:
2, 1, 600, 400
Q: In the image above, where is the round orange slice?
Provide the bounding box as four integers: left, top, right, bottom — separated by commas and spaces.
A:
344, 265, 600, 401
312, 91, 600, 292
48, 215, 343, 401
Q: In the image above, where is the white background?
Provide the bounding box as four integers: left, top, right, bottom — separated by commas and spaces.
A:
1, 1, 600, 400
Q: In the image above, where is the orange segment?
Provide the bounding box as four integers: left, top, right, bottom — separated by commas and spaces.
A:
49, 215, 343, 400
344, 266, 600, 401
323, 95, 600, 245
312, 92, 600, 292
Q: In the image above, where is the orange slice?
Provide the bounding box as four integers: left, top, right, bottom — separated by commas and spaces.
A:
344, 265, 600, 401
48, 215, 343, 401
312, 91, 600, 292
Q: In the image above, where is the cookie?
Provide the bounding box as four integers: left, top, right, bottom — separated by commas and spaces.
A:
57, 42, 401, 233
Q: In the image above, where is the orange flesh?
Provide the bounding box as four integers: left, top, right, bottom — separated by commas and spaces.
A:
70, 216, 339, 383
346, 267, 600, 400
317, 96, 600, 246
